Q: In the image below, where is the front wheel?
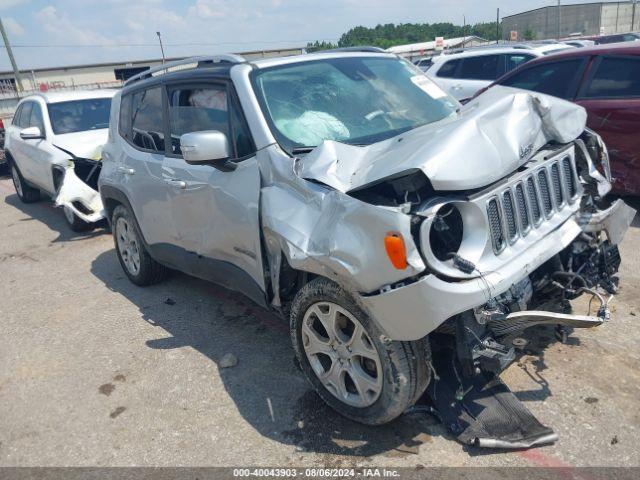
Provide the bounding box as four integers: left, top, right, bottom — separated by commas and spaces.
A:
63, 206, 91, 232
290, 277, 431, 425
10, 162, 40, 203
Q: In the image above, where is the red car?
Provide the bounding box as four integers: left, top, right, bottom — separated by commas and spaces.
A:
480, 43, 640, 196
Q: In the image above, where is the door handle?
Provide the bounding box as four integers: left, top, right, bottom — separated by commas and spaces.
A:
165, 178, 187, 189
117, 166, 135, 175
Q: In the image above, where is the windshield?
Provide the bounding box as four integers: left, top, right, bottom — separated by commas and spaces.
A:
251, 56, 458, 151
48, 98, 112, 135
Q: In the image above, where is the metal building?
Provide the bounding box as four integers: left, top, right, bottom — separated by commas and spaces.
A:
0, 47, 305, 120
502, 1, 640, 40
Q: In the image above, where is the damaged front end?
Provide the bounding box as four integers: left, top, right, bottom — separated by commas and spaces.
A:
393, 131, 634, 449
260, 85, 635, 448
53, 147, 106, 224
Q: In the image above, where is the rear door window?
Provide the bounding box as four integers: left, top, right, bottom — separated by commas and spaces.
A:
130, 87, 165, 152
581, 56, 640, 99
500, 59, 586, 100
436, 59, 461, 78
458, 54, 500, 80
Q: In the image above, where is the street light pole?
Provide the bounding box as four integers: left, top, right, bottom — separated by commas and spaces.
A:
0, 17, 22, 93
463, 15, 466, 48
557, 0, 561, 40
156, 31, 166, 64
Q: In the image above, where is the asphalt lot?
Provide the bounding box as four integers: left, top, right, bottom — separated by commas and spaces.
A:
0, 174, 639, 468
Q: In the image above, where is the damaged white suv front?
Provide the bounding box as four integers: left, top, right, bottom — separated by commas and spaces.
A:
5, 90, 115, 231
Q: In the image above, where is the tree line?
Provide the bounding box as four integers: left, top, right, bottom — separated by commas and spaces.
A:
307, 21, 503, 51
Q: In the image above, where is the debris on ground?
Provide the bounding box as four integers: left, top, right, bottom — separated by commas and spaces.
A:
110, 406, 126, 419
611, 435, 619, 445
98, 383, 115, 396
584, 397, 599, 404
219, 353, 238, 368
164, 298, 176, 306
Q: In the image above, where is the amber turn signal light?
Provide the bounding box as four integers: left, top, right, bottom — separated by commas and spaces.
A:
384, 234, 407, 270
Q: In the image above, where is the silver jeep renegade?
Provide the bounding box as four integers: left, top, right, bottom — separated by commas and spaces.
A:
99, 51, 635, 448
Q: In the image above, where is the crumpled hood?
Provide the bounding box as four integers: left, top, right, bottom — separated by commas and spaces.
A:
53, 129, 109, 160
299, 86, 587, 192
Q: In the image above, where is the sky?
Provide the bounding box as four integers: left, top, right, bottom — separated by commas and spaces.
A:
0, 0, 595, 71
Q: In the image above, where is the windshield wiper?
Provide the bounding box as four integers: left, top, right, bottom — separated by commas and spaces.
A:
291, 147, 316, 154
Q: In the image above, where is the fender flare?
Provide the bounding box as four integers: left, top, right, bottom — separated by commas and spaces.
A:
100, 185, 152, 249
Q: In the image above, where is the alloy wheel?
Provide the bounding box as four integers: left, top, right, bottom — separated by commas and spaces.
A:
301, 301, 383, 408
115, 217, 141, 276
11, 165, 23, 198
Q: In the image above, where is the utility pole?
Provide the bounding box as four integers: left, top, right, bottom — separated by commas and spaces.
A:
463, 15, 466, 48
632, 0, 637, 33
557, 0, 561, 40
0, 17, 22, 93
156, 31, 166, 64
496, 8, 500, 44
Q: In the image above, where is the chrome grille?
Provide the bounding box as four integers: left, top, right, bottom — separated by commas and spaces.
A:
486, 151, 580, 255
526, 176, 541, 224
502, 191, 518, 241
515, 183, 530, 232
551, 162, 563, 205
562, 157, 576, 198
537, 170, 553, 216
487, 198, 504, 253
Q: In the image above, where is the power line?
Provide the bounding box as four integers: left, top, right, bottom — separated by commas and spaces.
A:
0, 38, 339, 49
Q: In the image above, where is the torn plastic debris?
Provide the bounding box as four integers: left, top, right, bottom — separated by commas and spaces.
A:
298, 87, 587, 193
54, 167, 106, 224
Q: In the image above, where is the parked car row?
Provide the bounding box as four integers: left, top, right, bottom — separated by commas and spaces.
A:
480, 42, 640, 196
3, 49, 635, 449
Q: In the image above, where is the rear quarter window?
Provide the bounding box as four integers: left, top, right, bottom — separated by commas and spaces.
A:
582, 56, 640, 99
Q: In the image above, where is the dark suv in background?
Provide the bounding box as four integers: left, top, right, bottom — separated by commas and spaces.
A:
482, 43, 640, 196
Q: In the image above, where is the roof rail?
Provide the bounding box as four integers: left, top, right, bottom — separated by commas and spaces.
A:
124, 54, 245, 86
321, 46, 386, 54
444, 43, 533, 55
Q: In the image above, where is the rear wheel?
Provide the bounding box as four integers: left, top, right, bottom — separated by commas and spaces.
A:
112, 204, 167, 286
63, 206, 91, 232
290, 277, 431, 425
10, 162, 40, 203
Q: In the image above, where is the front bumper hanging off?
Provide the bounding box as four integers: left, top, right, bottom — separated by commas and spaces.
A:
421, 200, 636, 449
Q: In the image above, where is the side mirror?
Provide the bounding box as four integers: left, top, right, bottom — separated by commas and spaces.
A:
180, 130, 236, 172
20, 126, 44, 140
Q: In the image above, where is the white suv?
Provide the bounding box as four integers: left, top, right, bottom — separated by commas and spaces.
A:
426, 44, 574, 101
5, 90, 116, 230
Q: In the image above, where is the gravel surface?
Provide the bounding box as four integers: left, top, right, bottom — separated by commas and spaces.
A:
0, 176, 639, 468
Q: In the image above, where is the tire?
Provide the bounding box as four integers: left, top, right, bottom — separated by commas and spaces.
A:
112, 204, 167, 286
10, 161, 40, 203
63, 206, 91, 232
290, 277, 431, 425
